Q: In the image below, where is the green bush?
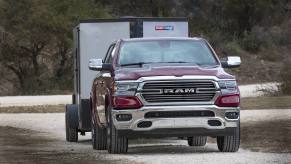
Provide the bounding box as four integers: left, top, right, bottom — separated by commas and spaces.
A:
240, 26, 270, 52
279, 61, 291, 95
278, 22, 291, 45
222, 40, 243, 56
240, 23, 291, 53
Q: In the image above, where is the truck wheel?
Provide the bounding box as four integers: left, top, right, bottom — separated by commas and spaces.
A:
187, 136, 207, 146
65, 105, 78, 142
107, 107, 128, 154
217, 123, 240, 152
91, 121, 107, 150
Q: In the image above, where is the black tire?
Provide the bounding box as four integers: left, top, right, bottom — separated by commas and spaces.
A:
65, 108, 78, 142
217, 122, 240, 152
187, 136, 207, 146
107, 107, 128, 154
91, 120, 107, 150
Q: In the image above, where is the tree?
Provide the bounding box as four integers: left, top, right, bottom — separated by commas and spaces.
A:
0, 0, 108, 94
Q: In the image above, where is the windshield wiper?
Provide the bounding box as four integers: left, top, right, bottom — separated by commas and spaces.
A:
120, 61, 197, 67
119, 62, 151, 67
161, 61, 192, 64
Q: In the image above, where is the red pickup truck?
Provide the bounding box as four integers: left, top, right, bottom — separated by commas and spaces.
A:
88, 37, 241, 154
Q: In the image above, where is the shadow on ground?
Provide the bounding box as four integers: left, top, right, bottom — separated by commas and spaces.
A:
0, 118, 290, 163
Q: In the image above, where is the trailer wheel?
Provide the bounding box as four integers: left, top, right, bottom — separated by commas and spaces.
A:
91, 120, 107, 150
187, 136, 207, 146
65, 104, 78, 142
217, 122, 240, 152
107, 107, 128, 154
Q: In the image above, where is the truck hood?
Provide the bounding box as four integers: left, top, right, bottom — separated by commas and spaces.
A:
114, 64, 234, 81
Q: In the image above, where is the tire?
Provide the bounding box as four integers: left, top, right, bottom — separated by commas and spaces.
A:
217, 122, 240, 152
107, 107, 128, 154
187, 136, 207, 146
91, 120, 107, 150
65, 106, 78, 142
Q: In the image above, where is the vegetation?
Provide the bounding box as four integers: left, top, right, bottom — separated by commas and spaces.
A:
0, 0, 290, 95
279, 60, 291, 94
241, 96, 291, 109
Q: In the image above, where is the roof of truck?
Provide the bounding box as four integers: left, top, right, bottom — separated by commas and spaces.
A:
121, 37, 204, 42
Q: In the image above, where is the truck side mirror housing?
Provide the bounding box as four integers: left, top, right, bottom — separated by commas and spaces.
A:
89, 58, 112, 71
221, 56, 241, 68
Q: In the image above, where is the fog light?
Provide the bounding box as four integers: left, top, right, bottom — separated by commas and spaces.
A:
116, 114, 132, 121
137, 121, 152, 128
225, 112, 239, 119
208, 120, 222, 126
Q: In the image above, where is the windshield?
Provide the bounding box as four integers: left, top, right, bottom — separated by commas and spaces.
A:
118, 40, 218, 66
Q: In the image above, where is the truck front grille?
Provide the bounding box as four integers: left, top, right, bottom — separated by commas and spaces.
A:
141, 81, 217, 103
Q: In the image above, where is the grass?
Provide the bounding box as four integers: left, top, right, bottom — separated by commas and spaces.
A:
241, 95, 291, 109
0, 105, 65, 113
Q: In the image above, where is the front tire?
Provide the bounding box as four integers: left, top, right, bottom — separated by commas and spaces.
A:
217, 122, 240, 152
187, 136, 207, 146
107, 107, 128, 154
91, 120, 107, 150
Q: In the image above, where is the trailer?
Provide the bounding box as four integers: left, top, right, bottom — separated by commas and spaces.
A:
66, 17, 189, 142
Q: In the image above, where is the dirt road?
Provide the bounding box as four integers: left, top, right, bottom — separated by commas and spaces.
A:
0, 109, 291, 164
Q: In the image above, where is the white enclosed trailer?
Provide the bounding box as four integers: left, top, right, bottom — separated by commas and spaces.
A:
66, 18, 189, 141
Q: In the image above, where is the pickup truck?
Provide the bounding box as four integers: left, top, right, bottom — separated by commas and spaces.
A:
88, 37, 241, 154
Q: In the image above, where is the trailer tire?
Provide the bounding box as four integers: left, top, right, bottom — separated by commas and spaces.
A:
91, 121, 107, 150
187, 136, 207, 146
217, 122, 240, 152
107, 107, 128, 154
65, 104, 79, 142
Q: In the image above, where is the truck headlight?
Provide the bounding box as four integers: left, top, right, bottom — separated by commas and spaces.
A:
114, 82, 139, 96
217, 80, 239, 95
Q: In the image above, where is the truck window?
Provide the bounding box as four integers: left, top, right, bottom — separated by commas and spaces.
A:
118, 40, 218, 66
104, 44, 115, 63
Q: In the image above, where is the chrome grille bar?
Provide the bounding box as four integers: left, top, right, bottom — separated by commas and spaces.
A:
141, 80, 217, 103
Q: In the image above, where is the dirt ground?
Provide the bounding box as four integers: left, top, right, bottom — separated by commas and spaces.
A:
241, 119, 291, 153
0, 126, 130, 164
0, 110, 291, 164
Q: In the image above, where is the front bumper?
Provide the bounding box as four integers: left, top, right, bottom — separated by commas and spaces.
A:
112, 105, 239, 138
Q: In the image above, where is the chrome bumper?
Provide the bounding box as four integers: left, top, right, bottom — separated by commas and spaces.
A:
112, 105, 239, 132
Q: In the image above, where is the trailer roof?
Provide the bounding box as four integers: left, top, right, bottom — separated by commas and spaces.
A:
79, 17, 188, 23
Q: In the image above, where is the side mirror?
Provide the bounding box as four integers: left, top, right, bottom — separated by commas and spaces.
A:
88, 58, 112, 72
221, 56, 241, 68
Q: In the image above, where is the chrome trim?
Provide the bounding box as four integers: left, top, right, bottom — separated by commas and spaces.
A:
112, 105, 239, 131
137, 80, 219, 106
115, 76, 237, 106
102, 73, 111, 78
116, 75, 234, 83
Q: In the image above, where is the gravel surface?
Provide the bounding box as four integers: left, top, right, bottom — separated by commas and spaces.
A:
0, 109, 290, 164
0, 83, 279, 107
